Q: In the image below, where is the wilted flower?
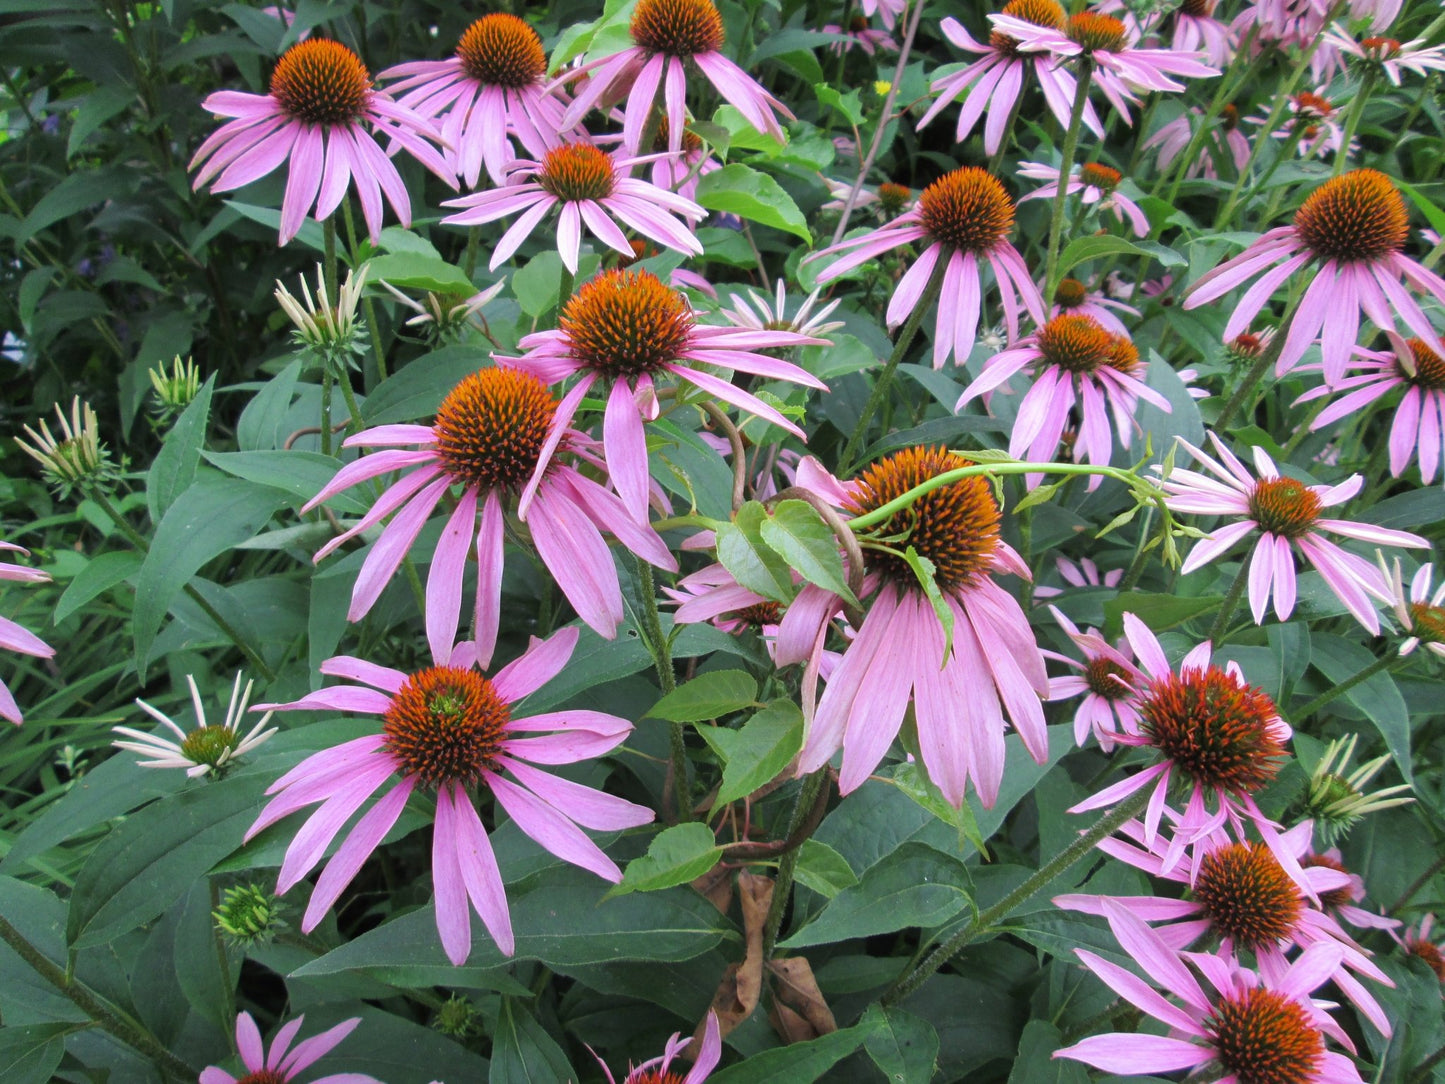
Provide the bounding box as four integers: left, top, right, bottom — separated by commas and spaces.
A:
113, 672, 277, 778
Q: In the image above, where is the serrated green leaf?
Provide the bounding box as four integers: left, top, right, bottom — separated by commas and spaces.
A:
814, 82, 864, 124
608, 823, 722, 898
696, 164, 811, 241
717, 501, 794, 601
760, 499, 859, 606
903, 546, 954, 660
649, 670, 759, 722
699, 699, 805, 807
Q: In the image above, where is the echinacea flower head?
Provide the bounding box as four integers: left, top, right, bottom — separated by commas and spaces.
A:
16, 397, 116, 497
1379, 556, 1445, 661
1298, 332, 1445, 484
916, 1, 1105, 154
958, 313, 1170, 473
0, 540, 54, 726
148, 355, 202, 424
113, 672, 277, 778
212, 882, 282, 946
823, 16, 898, 57
380, 13, 573, 187
1325, 24, 1445, 86
989, 8, 1218, 122
1248, 89, 1352, 160
305, 365, 675, 665
718, 281, 846, 340
249, 626, 655, 965
378, 280, 505, 346
1045, 605, 1144, 750
1184, 170, 1445, 383
1156, 434, 1428, 631
201, 1011, 376, 1084
1144, 103, 1251, 179
1017, 160, 1151, 237
596, 1011, 722, 1083
441, 142, 704, 274
1395, 914, 1445, 982
189, 39, 454, 245
1301, 848, 1400, 931
560, 0, 793, 153
1300, 730, 1413, 842
505, 268, 828, 522
1048, 276, 1139, 335
275, 262, 369, 366
1071, 614, 1297, 874
780, 448, 1049, 808
812, 167, 1046, 367
1055, 899, 1365, 1084
1169, 0, 1234, 67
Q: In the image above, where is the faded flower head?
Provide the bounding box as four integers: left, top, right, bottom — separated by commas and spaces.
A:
113, 672, 277, 778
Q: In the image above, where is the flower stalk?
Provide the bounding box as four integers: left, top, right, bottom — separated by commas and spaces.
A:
1044, 58, 1094, 299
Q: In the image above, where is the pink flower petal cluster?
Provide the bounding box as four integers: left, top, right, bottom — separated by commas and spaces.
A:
0, 540, 54, 726
201, 1013, 376, 1084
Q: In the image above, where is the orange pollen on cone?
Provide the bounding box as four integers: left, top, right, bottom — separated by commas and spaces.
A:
846, 446, 1001, 594
1080, 162, 1122, 192
878, 182, 913, 211
456, 14, 547, 86
1293, 169, 1410, 263
235, 1071, 287, 1084
1194, 841, 1304, 949
1247, 477, 1321, 539
1362, 36, 1402, 58
1400, 339, 1445, 389
1294, 91, 1333, 118
1066, 12, 1128, 52
628, 1071, 686, 1084
1301, 853, 1355, 911
382, 666, 510, 788
1084, 656, 1133, 700
1206, 988, 1325, 1084
1180, 0, 1215, 15
433, 368, 557, 493
1230, 332, 1265, 356
1410, 938, 1445, 981
538, 143, 617, 202
1139, 666, 1285, 794
1036, 314, 1115, 374
630, 0, 726, 56
270, 39, 371, 126
652, 117, 704, 154
1408, 601, 1445, 644
1106, 334, 1141, 376
917, 167, 1015, 253
990, 0, 1066, 53
560, 268, 695, 377
1054, 277, 1088, 308
731, 600, 783, 627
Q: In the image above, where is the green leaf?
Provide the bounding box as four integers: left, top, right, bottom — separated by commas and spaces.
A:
760, 499, 859, 606
793, 839, 859, 899
696, 164, 811, 242
368, 252, 475, 296
147, 372, 215, 524
717, 501, 794, 601
377, 226, 444, 258
781, 842, 973, 948
649, 670, 759, 722
511, 250, 601, 318
1308, 634, 1411, 780
1007, 1020, 1088, 1084
608, 823, 722, 898
132, 477, 285, 672
222, 199, 325, 252
67, 87, 132, 158
1396, 177, 1445, 239
363, 345, 489, 425
750, 30, 848, 65
699, 699, 805, 807
1102, 592, 1223, 641
489, 999, 573, 1083
814, 82, 864, 125
66, 767, 270, 948
862, 1003, 940, 1084
53, 549, 141, 623
903, 546, 954, 659
708, 1021, 877, 1084
204, 449, 368, 513
17, 170, 118, 243
1057, 235, 1186, 277
892, 762, 986, 855
0, 1023, 77, 1084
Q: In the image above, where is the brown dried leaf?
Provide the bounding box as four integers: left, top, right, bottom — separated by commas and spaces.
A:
688, 872, 776, 1056
691, 863, 733, 913
767, 956, 837, 1038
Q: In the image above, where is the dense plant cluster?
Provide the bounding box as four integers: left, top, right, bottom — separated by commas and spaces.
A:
2, 0, 1444, 1080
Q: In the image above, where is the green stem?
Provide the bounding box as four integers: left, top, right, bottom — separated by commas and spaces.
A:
837, 256, 949, 475
209, 880, 236, 1034
556, 266, 576, 319
882, 788, 1151, 1006
89, 491, 275, 680
1292, 652, 1397, 720
0, 914, 197, 1080
341, 199, 386, 387
463, 226, 480, 280
761, 769, 829, 957
1156, 36, 1261, 207
1117, 506, 1155, 593
635, 558, 687, 821
1410, 1043, 1445, 1084
1206, 558, 1252, 646
986, 92, 1025, 177
1279, 396, 1330, 458
321, 217, 339, 457
1044, 59, 1094, 299
1333, 67, 1375, 178
320, 368, 334, 458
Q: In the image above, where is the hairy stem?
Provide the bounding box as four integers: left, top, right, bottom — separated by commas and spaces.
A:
1044, 59, 1095, 299
636, 557, 687, 821
761, 769, 830, 957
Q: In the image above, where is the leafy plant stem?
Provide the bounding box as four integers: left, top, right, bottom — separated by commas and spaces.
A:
881, 788, 1151, 1005
1206, 558, 1252, 646
342, 197, 388, 385
635, 557, 688, 822
209, 879, 236, 1034
1334, 67, 1376, 178
761, 768, 829, 958
0, 913, 197, 1081
1212, 294, 1301, 432
837, 256, 948, 475
321, 216, 338, 456
1044, 59, 1094, 299
1292, 652, 1398, 720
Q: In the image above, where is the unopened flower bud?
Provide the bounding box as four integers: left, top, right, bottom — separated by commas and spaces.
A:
16, 398, 117, 497
276, 263, 369, 366
1301, 733, 1413, 844
148, 355, 202, 424
213, 883, 282, 945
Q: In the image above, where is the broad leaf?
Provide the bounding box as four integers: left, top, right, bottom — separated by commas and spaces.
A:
609, 823, 722, 898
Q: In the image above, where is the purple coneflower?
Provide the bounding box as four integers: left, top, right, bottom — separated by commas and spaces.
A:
1378, 557, 1445, 660
1183, 170, 1445, 383
1155, 433, 1428, 631
1048, 275, 1139, 335
380, 14, 573, 188
1018, 159, 1150, 236
1394, 914, 1445, 982
201, 1012, 374, 1084
441, 142, 704, 274
249, 626, 654, 965
190, 39, 454, 245
718, 282, 846, 340
1248, 89, 1352, 160
1069, 613, 1298, 876
916, 2, 1104, 154
1060, 819, 1393, 1034
596, 1011, 722, 1083
503, 268, 827, 523
1296, 332, 1445, 484
989, 9, 1217, 123
559, 0, 792, 153
823, 16, 898, 57
0, 541, 53, 726
1168, 0, 1234, 67
304, 366, 675, 666
957, 314, 1171, 473
811, 167, 1046, 368
1034, 554, 1125, 598
1145, 103, 1250, 179
859, 0, 905, 31
1325, 24, 1445, 85
1055, 899, 1365, 1083
1044, 605, 1143, 750
779, 447, 1049, 808
1303, 848, 1401, 931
